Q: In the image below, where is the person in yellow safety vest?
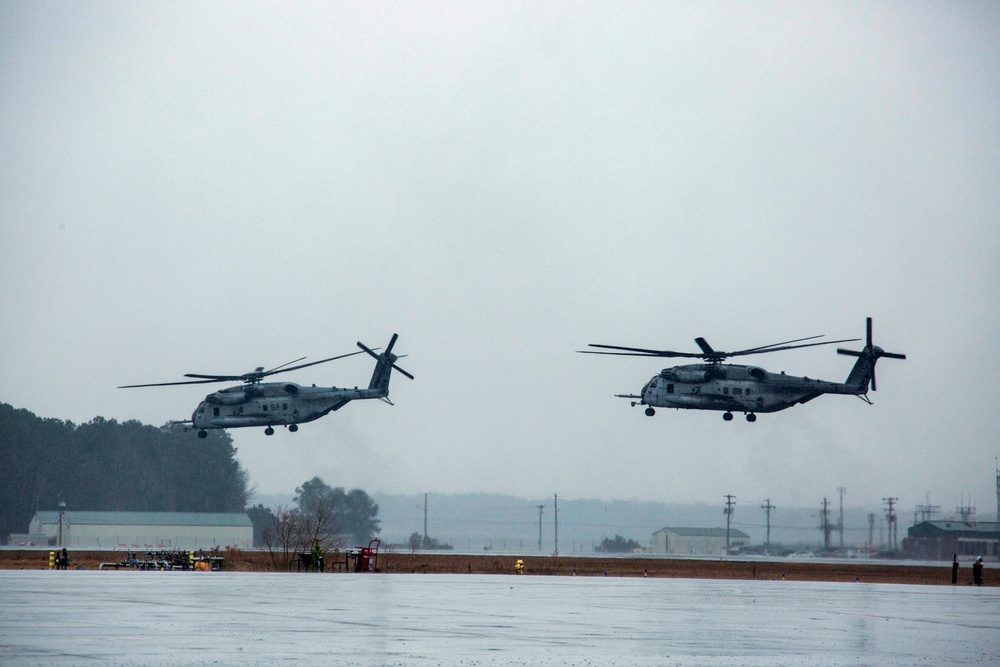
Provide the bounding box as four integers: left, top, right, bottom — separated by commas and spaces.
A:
514, 559, 524, 574
311, 539, 324, 573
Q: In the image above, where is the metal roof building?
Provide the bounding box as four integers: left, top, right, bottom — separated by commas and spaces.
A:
903, 520, 1000, 562
651, 527, 750, 556
28, 511, 253, 550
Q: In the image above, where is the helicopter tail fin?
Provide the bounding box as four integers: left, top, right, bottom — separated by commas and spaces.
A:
357, 334, 414, 397
837, 318, 906, 394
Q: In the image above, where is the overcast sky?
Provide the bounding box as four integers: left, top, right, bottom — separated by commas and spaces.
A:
2, 2, 998, 514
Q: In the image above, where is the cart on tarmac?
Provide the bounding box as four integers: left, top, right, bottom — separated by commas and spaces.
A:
345, 539, 380, 572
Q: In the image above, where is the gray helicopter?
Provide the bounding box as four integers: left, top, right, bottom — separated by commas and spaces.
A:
120, 334, 412, 437
580, 318, 904, 422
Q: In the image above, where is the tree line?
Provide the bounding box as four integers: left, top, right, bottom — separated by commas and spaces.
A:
0, 404, 381, 552
0, 403, 250, 542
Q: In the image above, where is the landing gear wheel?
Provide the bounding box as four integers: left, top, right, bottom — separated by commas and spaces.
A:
264, 426, 275, 436
197, 430, 208, 439
288, 424, 298, 433
723, 412, 734, 421
644, 407, 655, 417
746, 413, 757, 423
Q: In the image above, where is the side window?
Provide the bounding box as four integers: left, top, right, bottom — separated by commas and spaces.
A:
666, 384, 674, 394
723, 387, 729, 395
746, 388, 753, 396
213, 407, 220, 416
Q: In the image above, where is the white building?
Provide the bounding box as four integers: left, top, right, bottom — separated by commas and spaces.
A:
651, 527, 750, 556
28, 511, 253, 549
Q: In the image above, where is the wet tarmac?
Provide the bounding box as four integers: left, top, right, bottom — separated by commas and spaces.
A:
1, 570, 997, 666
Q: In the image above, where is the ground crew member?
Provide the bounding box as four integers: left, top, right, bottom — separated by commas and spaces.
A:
311, 539, 324, 572
972, 556, 984, 586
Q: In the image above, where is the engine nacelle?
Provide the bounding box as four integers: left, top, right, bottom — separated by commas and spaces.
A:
672, 368, 711, 383
209, 391, 251, 406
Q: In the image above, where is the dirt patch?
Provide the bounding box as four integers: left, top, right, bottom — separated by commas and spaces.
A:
3, 549, 989, 586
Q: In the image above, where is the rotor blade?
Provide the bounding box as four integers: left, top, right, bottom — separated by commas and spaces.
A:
264, 356, 308, 374
261, 349, 372, 377
391, 363, 415, 380
577, 350, 667, 357
383, 333, 399, 357
119, 378, 232, 389
882, 352, 906, 360
867, 317, 873, 348
871, 367, 877, 392
725, 338, 861, 358
837, 348, 863, 357
357, 341, 381, 360
694, 337, 716, 356
184, 374, 244, 381
735, 335, 825, 354
580, 344, 703, 358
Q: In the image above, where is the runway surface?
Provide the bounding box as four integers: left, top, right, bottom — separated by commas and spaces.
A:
1, 570, 997, 666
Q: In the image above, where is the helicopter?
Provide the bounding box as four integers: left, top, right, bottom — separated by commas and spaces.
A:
119, 334, 412, 438
579, 318, 904, 422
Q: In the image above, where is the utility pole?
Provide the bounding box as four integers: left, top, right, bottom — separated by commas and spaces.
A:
915, 498, 940, 524
868, 513, 876, 551
837, 486, 846, 551
820, 497, 832, 551
761, 499, 775, 549
423, 493, 428, 545
553, 494, 559, 556
884, 497, 898, 552
57, 500, 65, 548
956, 494, 976, 522
537, 504, 545, 553
996, 458, 999, 523
723, 495, 735, 553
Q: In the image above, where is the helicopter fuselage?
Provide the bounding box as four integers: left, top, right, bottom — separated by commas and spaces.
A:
630, 363, 859, 416
587, 318, 903, 422
122, 333, 412, 437
192, 382, 385, 430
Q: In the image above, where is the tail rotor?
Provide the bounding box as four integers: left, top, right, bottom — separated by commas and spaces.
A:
838, 318, 905, 392
358, 334, 414, 397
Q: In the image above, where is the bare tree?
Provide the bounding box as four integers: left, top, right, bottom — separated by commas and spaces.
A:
299, 491, 345, 553
261, 505, 300, 571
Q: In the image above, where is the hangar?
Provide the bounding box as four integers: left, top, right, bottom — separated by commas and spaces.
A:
26, 511, 253, 550
651, 527, 750, 556
902, 520, 1000, 562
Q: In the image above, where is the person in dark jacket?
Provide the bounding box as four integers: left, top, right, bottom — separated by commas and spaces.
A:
972, 556, 984, 586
